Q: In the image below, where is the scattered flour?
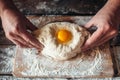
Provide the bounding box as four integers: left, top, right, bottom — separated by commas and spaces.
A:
19, 47, 104, 78
0, 46, 16, 73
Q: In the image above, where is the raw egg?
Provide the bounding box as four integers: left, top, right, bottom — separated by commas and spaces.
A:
57, 29, 72, 43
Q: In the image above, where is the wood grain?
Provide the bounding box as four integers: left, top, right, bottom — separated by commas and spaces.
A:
112, 46, 120, 76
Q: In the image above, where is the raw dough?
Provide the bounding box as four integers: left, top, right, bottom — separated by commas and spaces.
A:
33, 22, 90, 60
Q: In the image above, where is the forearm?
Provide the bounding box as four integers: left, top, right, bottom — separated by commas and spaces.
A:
99, 0, 120, 24
106, 0, 120, 15
0, 0, 17, 17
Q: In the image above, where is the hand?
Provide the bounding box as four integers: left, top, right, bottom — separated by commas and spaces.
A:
82, 7, 119, 51
1, 9, 43, 49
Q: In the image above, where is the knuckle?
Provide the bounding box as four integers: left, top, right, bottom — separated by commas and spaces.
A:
104, 24, 111, 31
98, 26, 104, 32
12, 26, 19, 33
104, 24, 117, 34
86, 41, 92, 47
25, 38, 30, 43
12, 23, 21, 33
111, 29, 118, 36
5, 32, 13, 39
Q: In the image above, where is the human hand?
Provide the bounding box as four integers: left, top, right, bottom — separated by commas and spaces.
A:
82, 7, 119, 51
1, 9, 43, 49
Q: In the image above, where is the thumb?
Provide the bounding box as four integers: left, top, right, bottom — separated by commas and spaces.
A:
81, 27, 103, 51
84, 21, 93, 29
85, 21, 98, 34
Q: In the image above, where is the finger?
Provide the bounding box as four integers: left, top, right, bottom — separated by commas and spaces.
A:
20, 30, 43, 49
95, 30, 118, 46
25, 19, 38, 31
84, 21, 98, 34
84, 21, 94, 29
8, 34, 32, 48
10, 38, 28, 48
15, 35, 34, 48
81, 27, 104, 51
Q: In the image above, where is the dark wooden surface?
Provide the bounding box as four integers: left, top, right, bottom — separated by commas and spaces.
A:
13, 0, 107, 15
1, 0, 120, 79
0, 15, 120, 79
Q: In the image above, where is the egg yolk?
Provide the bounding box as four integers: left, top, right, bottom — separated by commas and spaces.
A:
57, 29, 72, 43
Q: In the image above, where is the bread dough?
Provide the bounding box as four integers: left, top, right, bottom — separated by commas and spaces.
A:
33, 22, 90, 60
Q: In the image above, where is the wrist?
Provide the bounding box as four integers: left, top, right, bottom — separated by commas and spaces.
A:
97, 0, 120, 24
109, 0, 120, 25
0, 0, 17, 17
0, 0, 6, 17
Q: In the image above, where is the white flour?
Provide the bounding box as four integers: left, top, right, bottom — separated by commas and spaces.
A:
0, 46, 16, 73
19, 47, 104, 78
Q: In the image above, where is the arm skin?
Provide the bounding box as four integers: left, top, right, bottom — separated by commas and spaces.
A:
82, 0, 120, 51
0, 0, 43, 49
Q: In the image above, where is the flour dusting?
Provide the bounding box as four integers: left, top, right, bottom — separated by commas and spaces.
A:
0, 46, 16, 73
17, 47, 105, 78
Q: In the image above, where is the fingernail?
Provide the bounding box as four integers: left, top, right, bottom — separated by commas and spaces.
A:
37, 47, 43, 53
38, 44, 44, 50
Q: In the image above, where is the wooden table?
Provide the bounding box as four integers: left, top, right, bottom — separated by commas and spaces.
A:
0, 16, 120, 80
1, 0, 120, 79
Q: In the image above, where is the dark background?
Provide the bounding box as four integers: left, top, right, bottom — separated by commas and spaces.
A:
13, 0, 107, 15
